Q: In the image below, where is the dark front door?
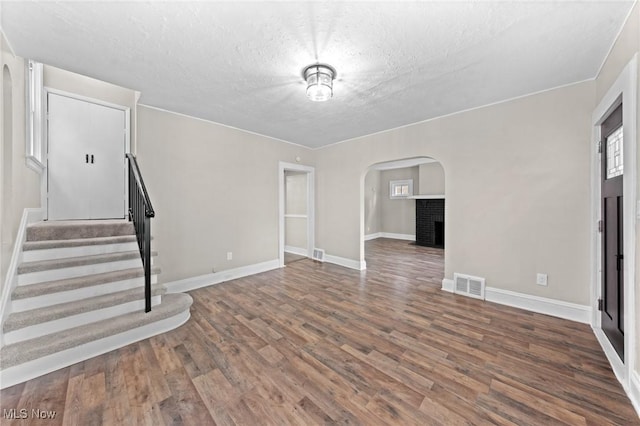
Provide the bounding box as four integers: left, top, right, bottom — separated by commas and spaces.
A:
601, 104, 624, 361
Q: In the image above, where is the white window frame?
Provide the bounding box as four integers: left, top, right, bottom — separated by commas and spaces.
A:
389, 179, 413, 199
26, 60, 45, 172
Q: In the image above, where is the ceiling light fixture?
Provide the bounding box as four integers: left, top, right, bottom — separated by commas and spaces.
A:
303, 64, 336, 102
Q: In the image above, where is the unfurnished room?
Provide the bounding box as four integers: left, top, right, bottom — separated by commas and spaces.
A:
0, 1, 639, 424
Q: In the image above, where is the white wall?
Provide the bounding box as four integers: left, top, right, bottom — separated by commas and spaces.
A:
380, 167, 418, 236
136, 105, 311, 283
315, 80, 594, 306
0, 33, 41, 295
364, 169, 381, 236
418, 162, 445, 195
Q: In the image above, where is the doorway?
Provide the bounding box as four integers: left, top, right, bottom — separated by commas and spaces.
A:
362, 157, 445, 267
600, 104, 624, 361
278, 162, 314, 267
46, 91, 129, 220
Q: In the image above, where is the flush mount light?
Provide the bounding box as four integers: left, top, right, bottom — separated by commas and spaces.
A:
303, 64, 336, 102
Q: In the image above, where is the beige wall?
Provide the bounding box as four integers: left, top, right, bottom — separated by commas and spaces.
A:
418, 162, 445, 195
285, 171, 308, 249
380, 167, 418, 236
0, 33, 41, 295
364, 170, 381, 235
136, 105, 311, 282
43, 65, 139, 151
594, 3, 640, 378
315, 80, 594, 305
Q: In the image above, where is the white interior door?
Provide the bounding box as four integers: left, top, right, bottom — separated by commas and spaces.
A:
48, 93, 126, 220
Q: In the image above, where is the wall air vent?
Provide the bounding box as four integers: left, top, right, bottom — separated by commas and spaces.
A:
453, 273, 485, 300
311, 248, 325, 262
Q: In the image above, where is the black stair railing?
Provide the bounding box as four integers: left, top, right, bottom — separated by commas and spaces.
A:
126, 154, 155, 313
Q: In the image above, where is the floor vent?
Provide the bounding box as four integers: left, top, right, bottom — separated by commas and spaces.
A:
454, 273, 485, 300
311, 248, 325, 262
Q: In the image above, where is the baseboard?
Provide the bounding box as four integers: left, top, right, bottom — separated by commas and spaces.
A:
441, 278, 454, 292
0, 309, 189, 389
485, 287, 592, 324
630, 370, 640, 417
1, 208, 44, 344
324, 254, 366, 271
165, 259, 281, 293
365, 233, 415, 241
284, 246, 308, 257
380, 232, 415, 241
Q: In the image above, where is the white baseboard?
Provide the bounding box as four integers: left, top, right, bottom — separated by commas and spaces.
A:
0, 309, 189, 389
441, 278, 454, 292
284, 246, 308, 257
365, 232, 415, 241
165, 259, 281, 293
484, 287, 592, 324
1, 208, 43, 345
630, 370, 640, 417
382, 232, 415, 241
324, 254, 366, 271
441, 279, 591, 324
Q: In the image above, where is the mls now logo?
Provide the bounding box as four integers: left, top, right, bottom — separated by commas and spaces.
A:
3, 408, 57, 419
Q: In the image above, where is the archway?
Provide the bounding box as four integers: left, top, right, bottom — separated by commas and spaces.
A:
361, 156, 446, 272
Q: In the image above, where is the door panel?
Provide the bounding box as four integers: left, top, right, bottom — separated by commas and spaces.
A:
600, 104, 624, 361
47, 93, 126, 220
87, 101, 125, 219
48, 94, 92, 220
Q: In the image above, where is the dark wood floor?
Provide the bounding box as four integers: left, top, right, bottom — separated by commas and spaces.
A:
1, 238, 638, 425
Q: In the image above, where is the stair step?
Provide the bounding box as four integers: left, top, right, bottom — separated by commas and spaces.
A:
3, 286, 166, 344
0, 293, 193, 371
12, 266, 161, 300
18, 251, 143, 275
26, 220, 134, 242
23, 235, 137, 251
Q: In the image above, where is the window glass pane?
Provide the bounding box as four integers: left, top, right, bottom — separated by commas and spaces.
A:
606, 126, 623, 179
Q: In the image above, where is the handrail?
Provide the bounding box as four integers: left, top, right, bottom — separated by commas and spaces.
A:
126, 153, 155, 218
126, 153, 154, 313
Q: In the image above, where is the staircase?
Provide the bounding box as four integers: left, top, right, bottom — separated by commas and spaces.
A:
0, 219, 192, 389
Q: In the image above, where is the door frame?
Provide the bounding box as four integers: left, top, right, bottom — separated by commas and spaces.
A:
42, 88, 130, 220
278, 161, 315, 268
591, 54, 637, 393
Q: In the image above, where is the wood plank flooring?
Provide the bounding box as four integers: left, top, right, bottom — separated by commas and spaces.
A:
1, 238, 638, 425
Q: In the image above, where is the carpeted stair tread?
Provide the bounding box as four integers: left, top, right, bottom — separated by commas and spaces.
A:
0, 293, 193, 370
26, 220, 134, 242
4, 285, 167, 333
23, 235, 137, 251
16, 250, 154, 274
12, 266, 162, 300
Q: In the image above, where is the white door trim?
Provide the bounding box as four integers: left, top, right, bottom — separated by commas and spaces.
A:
43, 88, 131, 220
591, 54, 637, 396
278, 162, 315, 268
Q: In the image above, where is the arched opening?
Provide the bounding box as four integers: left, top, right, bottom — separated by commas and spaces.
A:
1, 65, 14, 281
361, 156, 446, 277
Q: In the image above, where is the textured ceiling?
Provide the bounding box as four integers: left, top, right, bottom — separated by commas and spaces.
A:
1, 1, 634, 148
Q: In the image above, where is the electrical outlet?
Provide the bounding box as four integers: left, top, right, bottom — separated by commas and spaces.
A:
536, 273, 548, 286
227, 252, 233, 260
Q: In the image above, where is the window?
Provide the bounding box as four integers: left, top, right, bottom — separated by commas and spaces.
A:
606, 126, 623, 179
26, 60, 45, 171
390, 179, 413, 199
